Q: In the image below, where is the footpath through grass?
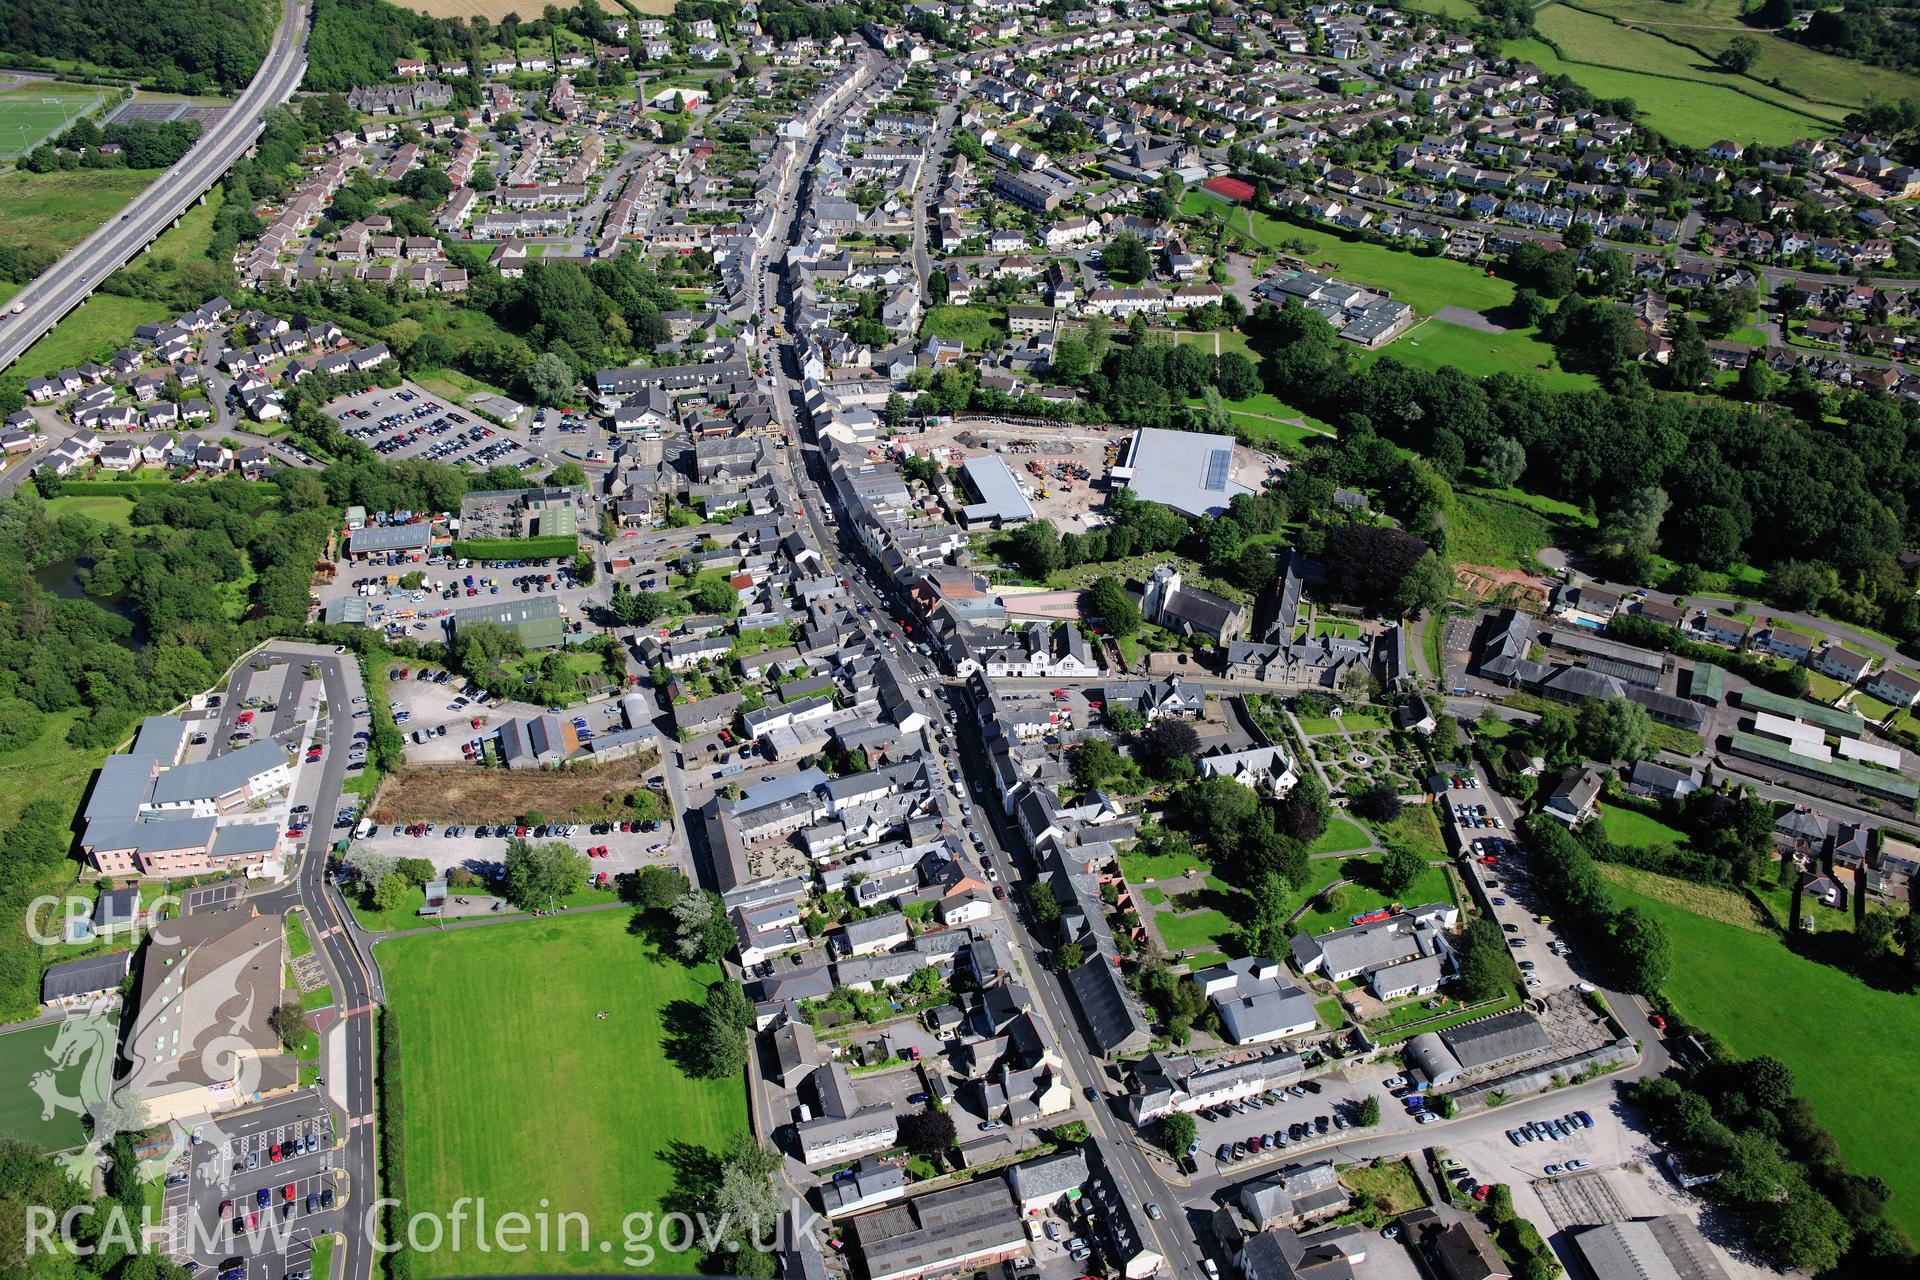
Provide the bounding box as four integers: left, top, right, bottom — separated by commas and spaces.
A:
1606, 866, 1920, 1238
380, 910, 749, 1276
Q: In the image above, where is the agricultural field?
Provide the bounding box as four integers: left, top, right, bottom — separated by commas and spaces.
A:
380, 911, 750, 1277
1574, 0, 1920, 112
0, 82, 106, 157
1507, 8, 1839, 147
1604, 866, 1920, 1239
0, 167, 163, 262
404, 0, 672, 17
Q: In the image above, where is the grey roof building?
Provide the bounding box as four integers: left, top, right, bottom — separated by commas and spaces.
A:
958, 454, 1035, 527
850, 1178, 1027, 1280
819, 1160, 909, 1217
1238, 1161, 1351, 1228
1573, 1216, 1731, 1280
1116, 427, 1252, 517
1405, 1008, 1551, 1087
1194, 957, 1320, 1044
41, 951, 132, 1006
1006, 1148, 1089, 1210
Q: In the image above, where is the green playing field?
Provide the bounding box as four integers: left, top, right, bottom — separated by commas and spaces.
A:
0, 86, 106, 158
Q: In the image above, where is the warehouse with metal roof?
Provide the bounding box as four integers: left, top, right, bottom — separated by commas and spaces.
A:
957, 454, 1035, 527
1112, 427, 1252, 517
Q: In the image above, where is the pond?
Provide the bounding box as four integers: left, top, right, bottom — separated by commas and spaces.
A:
32, 555, 148, 646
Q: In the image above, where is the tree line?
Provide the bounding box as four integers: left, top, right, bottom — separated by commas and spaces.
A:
1244, 299, 1920, 643
0, 0, 272, 91
18, 117, 202, 174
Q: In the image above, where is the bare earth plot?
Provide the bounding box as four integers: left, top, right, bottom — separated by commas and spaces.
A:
368, 750, 660, 824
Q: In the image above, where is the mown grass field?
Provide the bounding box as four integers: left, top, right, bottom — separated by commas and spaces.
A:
1293, 858, 1455, 935
1309, 817, 1373, 855
0, 83, 106, 157
1360, 319, 1597, 392
1508, 9, 1839, 146
1598, 805, 1692, 851
1604, 866, 1920, 1238
42, 494, 135, 529
1574, 0, 1920, 112
1184, 193, 1513, 316
380, 911, 749, 1276
0, 167, 163, 259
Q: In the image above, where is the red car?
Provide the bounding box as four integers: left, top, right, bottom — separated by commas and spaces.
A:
993, 884, 1007, 900
247, 1213, 258, 1230
1473, 1185, 1491, 1202
471, 717, 482, 728
1649, 1013, 1668, 1031
269, 1143, 281, 1163
283, 1184, 296, 1202
1049, 689, 1067, 698
237, 711, 254, 725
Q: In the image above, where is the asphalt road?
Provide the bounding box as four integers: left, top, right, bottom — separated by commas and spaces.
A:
0, 0, 309, 371
245, 645, 379, 1280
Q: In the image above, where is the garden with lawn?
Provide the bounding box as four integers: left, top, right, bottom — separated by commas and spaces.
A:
380, 910, 750, 1276
1597, 805, 1692, 852
920, 303, 1006, 350
1603, 866, 1920, 1239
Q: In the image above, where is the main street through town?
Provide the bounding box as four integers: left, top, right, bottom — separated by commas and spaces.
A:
745, 112, 1212, 1275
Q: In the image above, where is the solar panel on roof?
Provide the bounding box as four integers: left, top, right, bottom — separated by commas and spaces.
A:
1203, 448, 1230, 492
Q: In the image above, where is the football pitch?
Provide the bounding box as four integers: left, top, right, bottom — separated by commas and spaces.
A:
379, 911, 749, 1276
0, 86, 105, 158
0, 1018, 99, 1152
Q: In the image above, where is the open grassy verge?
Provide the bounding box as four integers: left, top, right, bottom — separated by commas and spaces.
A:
15, 293, 172, 378
0, 166, 161, 258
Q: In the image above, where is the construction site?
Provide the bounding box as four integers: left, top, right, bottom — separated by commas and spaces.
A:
896, 416, 1131, 530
